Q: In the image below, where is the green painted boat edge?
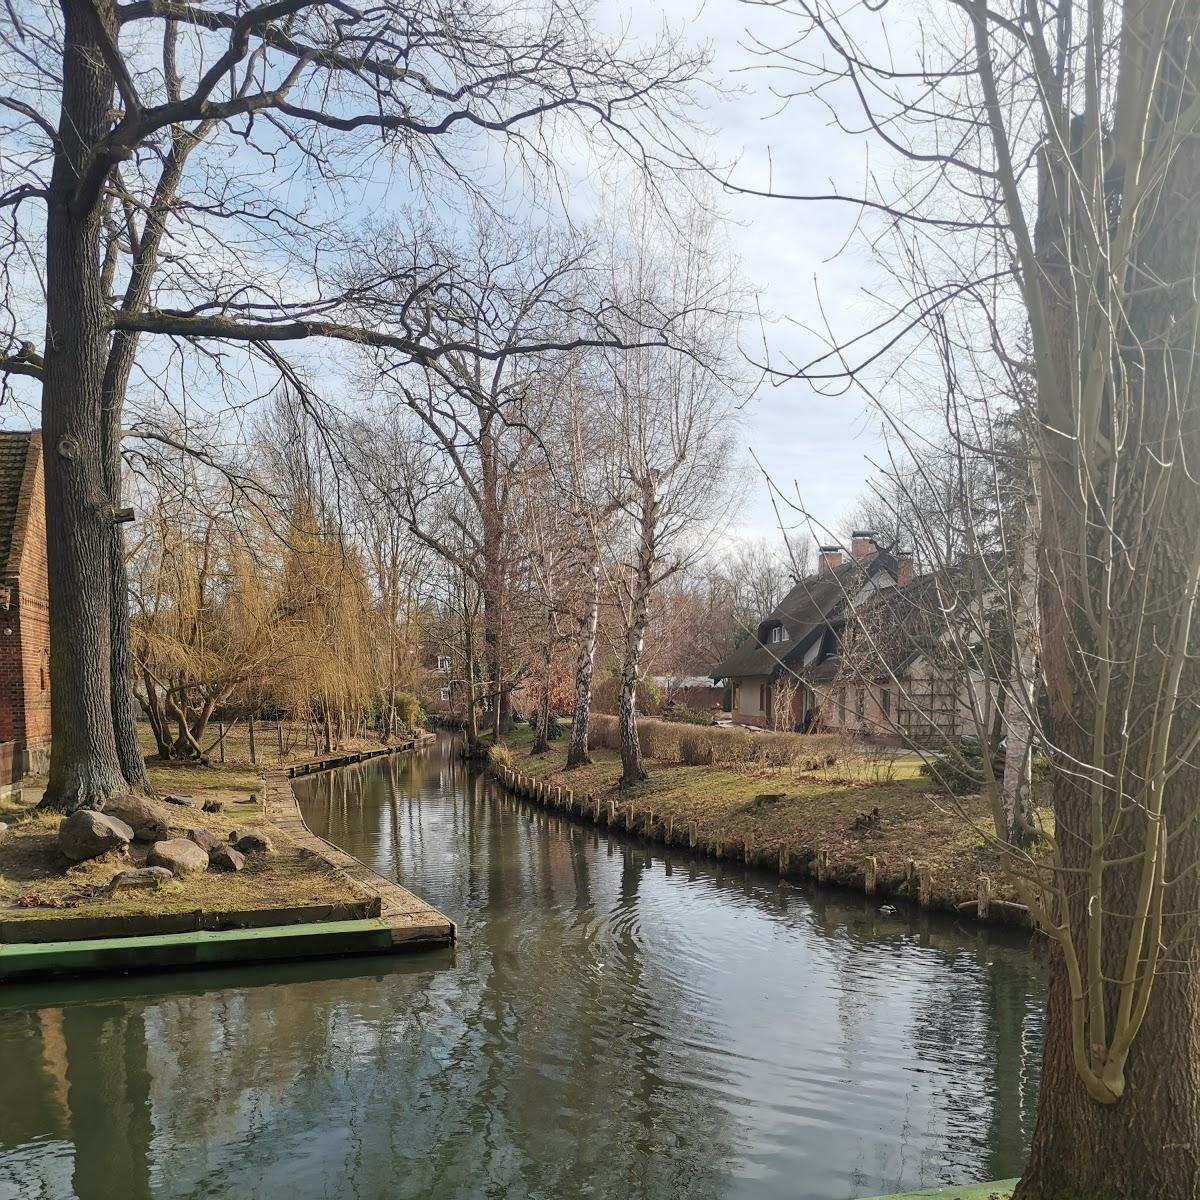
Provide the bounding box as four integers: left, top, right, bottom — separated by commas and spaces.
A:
0, 917, 445, 982
854, 1181, 1017, 1200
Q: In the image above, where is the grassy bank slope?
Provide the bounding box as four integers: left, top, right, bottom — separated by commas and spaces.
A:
502, 720, 1026, 914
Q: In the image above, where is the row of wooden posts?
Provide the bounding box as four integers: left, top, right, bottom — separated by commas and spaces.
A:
496, 766, 1012, 921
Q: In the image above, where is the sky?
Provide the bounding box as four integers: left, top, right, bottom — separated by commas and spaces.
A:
613, 0, 910, 545
1, 0, 923, 550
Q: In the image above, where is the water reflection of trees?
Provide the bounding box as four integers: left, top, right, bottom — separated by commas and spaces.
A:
1, 746, 1042, 1200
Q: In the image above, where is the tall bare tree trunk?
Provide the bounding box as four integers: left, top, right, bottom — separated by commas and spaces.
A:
1016, 10, 1200, 1194
531, 648, 552, 755
567, 561, 600, 767
619, 478, 657, 788
999, 466, 1038, 845
39, 0, 127, 813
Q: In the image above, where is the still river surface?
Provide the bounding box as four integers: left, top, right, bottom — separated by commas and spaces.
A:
0, 736, 1044, 1200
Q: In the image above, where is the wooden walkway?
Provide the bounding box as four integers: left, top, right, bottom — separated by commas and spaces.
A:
266, 755, 455, 948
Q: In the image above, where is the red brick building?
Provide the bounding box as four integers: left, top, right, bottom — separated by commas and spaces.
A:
0, 431, 50, 785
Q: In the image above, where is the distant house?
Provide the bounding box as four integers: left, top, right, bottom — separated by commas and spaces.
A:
713, 531, 995, 744
0, 432, 50, 787
714, 533, 902, 730
651, 674, 724, 711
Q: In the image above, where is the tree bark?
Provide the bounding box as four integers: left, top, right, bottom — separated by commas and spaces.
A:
531, 648, 551, 755
619, 478, 657, 788
999, 469, 1038, 847
1015, 9, 1200, 1194
567, 560, 600, 767
39, 0, 128, 812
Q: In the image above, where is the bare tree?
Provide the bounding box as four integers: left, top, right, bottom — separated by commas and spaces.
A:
0, 0, 706, 811
735, 0, 1200, 1190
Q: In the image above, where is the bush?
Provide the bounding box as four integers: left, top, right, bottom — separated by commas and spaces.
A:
488, 743, 515, 771
579, 712, 841, 772
393, 692, 423, 734
919, 743, 997, 794
660, 705, 717, 727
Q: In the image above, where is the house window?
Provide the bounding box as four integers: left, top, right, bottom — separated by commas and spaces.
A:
758, 683, 767, 712
880, 688, 891, 719
435, 655, 451, 673
439, 687, 450, 703
856, 687, 866, 723
768, 625, 787, 644
836, 687, 846, 721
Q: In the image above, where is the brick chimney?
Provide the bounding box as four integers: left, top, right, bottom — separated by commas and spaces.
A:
851, 530, 877, 561
818, 546, 843, 577
896, 549, 913, 588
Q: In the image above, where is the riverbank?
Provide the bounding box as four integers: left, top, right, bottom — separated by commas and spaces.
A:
0, 732, 450, 959
495, 725, 1034, 925
858, 1183, 1015, 1200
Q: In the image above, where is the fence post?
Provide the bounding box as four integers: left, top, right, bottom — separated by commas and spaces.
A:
918, 867, 934, 910
864, 856, 879, 897
977, 873, 993, 921
744, 836, 753, 865
779, 844, 789, 875
689, 822, 698, 849
817, 849, 830, 884
248, 716, 257, 765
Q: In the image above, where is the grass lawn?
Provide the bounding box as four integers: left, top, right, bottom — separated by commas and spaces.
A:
0, 730, 362, 928
502, 722, 1031, 910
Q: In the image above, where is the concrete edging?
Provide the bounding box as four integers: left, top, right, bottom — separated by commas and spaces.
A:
0, 918, 424, 982
0, 734, 454, 982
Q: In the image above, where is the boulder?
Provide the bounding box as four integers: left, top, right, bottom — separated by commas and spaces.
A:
187, 828, 225, 854
108, 866, 174, 892
59, 810, 134, 863
230, 830, 274, 855
101, 794, 172, 842
163, 794, 194, 807
209, 845, 246, 873
201, 799, 224, 814
147, 838, 210, 875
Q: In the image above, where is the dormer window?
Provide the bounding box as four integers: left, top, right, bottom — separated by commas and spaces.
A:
768, 624, 787, 644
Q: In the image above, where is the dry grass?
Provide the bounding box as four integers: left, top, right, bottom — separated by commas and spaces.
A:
511, 722, 1035, 908
0, 739, 359, 926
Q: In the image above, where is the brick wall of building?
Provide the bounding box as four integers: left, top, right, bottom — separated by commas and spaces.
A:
0, 434, 51, 782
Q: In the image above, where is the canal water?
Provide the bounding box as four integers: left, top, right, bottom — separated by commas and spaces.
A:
0, 737, 1044, 1200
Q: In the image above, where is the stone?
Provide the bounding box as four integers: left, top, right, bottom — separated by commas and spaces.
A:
163, 794, 194, 807
146, 838, 210, 875
58, 810, 134, 863
0, 821, 8, 842
108, 866, 174, 892
209, 845, 246, 872
201, 799, 224, 814
230, 830, 273, 855
247, 792, 259, 805
101, 794, 172, 842
187, 828, 225, 854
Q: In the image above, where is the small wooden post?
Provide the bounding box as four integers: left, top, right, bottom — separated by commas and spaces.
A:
278, 721, 285, 759
218, 719, 225, 764
248, 716, 257, 765
608, 800, 617, 826
743, 836, 753, 865
715, 838, 724, 859
667, 816, 674, 842
779, 844, 790, 875
864, 855, 879, 897
977, 873, 993, 921
816, 849, 830, 884
906, 859, 917, 890
918, 867, 934, 910
689, 822, 698, 849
